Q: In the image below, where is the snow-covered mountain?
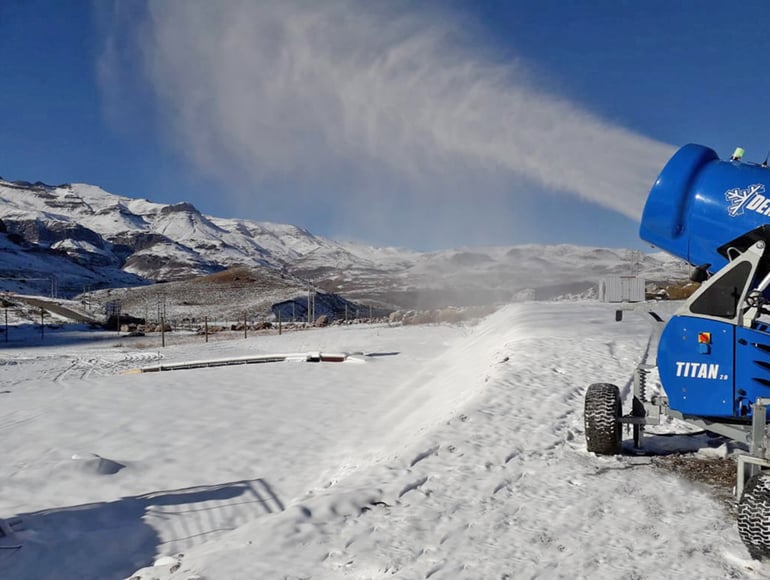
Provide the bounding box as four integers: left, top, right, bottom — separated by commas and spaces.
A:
0, 178, 685, 310
0, 179, 381, 283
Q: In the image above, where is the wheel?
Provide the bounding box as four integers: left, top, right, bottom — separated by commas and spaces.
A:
738, 472, 770, 560
584, 383, 622, 455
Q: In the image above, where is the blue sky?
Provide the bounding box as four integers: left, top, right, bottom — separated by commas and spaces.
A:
2, 1, 770, 252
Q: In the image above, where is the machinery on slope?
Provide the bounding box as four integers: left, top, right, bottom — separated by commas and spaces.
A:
585, 143, 770, 559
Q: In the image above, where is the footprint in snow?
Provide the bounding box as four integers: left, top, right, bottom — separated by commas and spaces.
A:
398, 476, 428, 498
410, 445, 439, 467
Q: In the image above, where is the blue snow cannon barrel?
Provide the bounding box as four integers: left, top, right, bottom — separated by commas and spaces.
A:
640, 143, 770, 272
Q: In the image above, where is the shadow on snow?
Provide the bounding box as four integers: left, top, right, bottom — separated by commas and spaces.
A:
0, 478, 284, 580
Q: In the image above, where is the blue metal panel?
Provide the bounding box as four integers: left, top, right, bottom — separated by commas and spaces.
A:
735, 325, 770, 417
657, 315, 734, 417
640, 143, 770, 271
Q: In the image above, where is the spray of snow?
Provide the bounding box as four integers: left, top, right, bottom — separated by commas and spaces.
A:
98, 0, 674, 246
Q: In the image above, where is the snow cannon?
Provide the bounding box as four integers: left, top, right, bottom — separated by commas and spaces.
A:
585, 143, 770, 561
640, 143, 770, 273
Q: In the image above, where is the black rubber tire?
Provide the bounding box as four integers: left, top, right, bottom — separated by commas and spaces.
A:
584, 383, 622, 455
738, 472, 770, 560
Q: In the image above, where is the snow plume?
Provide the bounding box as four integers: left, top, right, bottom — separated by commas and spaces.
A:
100, 1, 674, 247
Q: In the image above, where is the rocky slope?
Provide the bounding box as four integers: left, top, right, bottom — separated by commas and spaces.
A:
0, 178, 685, 315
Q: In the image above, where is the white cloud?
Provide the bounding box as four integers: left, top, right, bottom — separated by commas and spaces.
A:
100, 0, 674, 246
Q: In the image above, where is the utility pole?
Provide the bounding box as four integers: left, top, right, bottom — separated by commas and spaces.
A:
627, 250, 643, 276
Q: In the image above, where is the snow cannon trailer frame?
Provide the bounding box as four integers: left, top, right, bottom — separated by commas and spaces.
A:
585, 228, 770, 560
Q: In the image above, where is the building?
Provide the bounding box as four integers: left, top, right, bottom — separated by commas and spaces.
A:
599, 276, 645, 303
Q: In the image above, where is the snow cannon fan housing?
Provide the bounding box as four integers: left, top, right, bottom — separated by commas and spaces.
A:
640, 143, 770, 273
640, 143, 770, 419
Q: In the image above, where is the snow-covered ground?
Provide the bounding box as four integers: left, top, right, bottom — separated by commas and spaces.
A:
0, 301, 766, 579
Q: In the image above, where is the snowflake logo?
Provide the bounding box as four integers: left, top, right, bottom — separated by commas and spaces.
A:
726, 183, 764, 217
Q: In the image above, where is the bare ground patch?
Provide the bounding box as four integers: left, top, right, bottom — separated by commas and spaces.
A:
652, 454, 738, 515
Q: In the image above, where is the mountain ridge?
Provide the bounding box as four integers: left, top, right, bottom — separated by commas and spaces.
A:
0, 178, 685, 314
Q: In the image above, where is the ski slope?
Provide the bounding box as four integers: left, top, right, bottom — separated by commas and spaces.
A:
0, 301, 766, 579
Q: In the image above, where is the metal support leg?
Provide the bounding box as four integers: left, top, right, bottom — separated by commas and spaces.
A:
737, 455, 770, 499
736, 398, 770, 498
751, 400, 767, 458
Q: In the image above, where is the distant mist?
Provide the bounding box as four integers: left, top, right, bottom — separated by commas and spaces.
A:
98, 0, 674, 248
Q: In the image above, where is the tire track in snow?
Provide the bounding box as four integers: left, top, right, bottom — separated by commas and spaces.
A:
53, 351, 163, 383
0, 410, 45, 434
